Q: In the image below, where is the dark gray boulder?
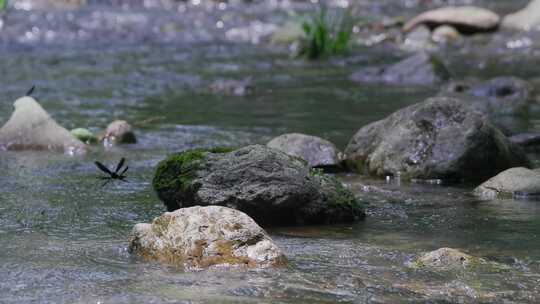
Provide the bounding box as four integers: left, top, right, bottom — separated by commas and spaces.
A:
152, 145, 365, 226
267, 133, 343, 170
344, 97, 530, 181
350, 52, 450, 86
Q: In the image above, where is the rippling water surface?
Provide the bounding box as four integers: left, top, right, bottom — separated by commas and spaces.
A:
1, 0, 540, 303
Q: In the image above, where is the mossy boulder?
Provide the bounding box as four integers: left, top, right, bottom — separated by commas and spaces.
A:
128, 206, 286, 269
153, 145, 365, 226
344, 97, 530, 181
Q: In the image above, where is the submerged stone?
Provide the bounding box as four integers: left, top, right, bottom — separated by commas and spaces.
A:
344, 97, 529, 181
128, 206, 286, 269
0, 96, 87, 154
350, 52, 451, 86
267, 133, 343, 170
474, 167, 540, 199
413, 248, 481, 270
403, 6, 500, 34
152, 145, 365, 226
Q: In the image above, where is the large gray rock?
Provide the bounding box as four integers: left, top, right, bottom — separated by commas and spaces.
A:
345, 97, 530, 181
128, 206, 286, 269
0, 96, 87, 154
474, 167, 540, 199
267, 133, 343, 169
350, 52, 450, 86
152, 145, 365, 226
503, 0, 540, 31
403, 6, 500, 34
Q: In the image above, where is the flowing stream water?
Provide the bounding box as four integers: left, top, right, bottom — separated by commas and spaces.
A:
0, 0, 540, 303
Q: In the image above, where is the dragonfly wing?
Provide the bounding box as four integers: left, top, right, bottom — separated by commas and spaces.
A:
95, 161, 113, 175
115, 158, 126, 174
120, 166, 128, 176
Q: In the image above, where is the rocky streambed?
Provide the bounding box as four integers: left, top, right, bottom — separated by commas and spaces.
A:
1, 0, 540, 303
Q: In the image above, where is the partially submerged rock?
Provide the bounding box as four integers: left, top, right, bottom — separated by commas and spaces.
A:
412, 248, 481, 270
502, 0, 540, 31
473, 167, 540, 199
100, 120, 136, 146
209, 78, 253, 96
509, 133, 540, 150
344, 97, 529, 181
128, 206, 286, 269
267, 133, 343, 170
403, 6, 500, 35
410, 247, 511, 273
0, 96, 86, 154
350, 52, 451, 86
153, 145, 365, 226
468, 76, 532, 115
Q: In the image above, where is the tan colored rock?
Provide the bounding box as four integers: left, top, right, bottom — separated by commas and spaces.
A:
100, 120, 136, 145
0, 96, 86, 154
431, 25, 461, 43
414, 247, 482, 270
403, 6, 500, 34
503, 0, 540, 31
473, 167, 540, 199
128, 206, 287, 269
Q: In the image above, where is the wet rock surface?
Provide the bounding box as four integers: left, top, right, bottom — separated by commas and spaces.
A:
412, 247, 484, 270
100, 120, 136, 145
503, 0, 540, 31
152, 145, 365, 226
474, 167, 540, 199
0, 96, 87, 154
350, 52, 450, 86
128, 206, 286, 269
509, 133, 540, 150
403, 6, 500, 34
345, 96, 530, 181
267, 133, 343, 170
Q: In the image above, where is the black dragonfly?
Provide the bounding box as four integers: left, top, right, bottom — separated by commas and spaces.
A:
95, 157, 129, 187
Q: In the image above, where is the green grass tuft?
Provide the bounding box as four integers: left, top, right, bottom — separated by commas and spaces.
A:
297, 7, 353, 60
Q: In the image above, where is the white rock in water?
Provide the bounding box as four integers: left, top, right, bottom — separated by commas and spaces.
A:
128, 206, 287, 269
474, 167, 540, 199
503, 0, 540, 31
0, 96, 87, 154
403, 6, 500, 34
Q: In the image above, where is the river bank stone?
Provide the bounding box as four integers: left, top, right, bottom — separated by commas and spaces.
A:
503, 0, 540, 31
403, 6, 500, 35
350, 52, 450, 86
152, 145, 365, 226
0, 96, 87, 154
267, 133, 343, 170
473, 167, 540, 199
344, 97, 530, 181
128, 206, 286, 269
